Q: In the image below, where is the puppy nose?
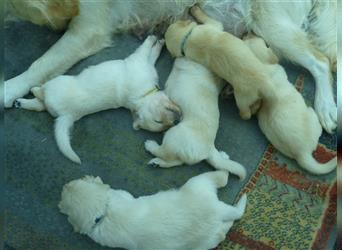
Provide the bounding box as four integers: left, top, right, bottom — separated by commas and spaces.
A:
173, 111, 182, 125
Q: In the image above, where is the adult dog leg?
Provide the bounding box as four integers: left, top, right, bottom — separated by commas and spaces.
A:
251, 22, 336, 133
190, 5, 223, 31
4, 22, 111, 108
14, 98, 45, 111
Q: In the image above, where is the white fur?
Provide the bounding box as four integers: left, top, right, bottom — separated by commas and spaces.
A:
14, 36, 181, 163
145, 58, 246, 180
4, 0, 336, 133
59, 172, 247, 250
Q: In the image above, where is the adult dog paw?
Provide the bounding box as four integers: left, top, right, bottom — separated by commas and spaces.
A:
315, 99, 337, 134
4, 74, 35, 108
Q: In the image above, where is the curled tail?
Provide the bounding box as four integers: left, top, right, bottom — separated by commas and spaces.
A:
297, 152, 336, 175
54, 115, 81, 164
207, 148, 246, 180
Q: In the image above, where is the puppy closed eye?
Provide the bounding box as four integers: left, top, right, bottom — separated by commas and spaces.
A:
154, 120, 163, 124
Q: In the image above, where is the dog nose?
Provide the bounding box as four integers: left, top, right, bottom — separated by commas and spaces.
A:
173, 110, 182, 125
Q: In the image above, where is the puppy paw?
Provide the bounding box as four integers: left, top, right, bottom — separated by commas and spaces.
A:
148, 158, 161, 168
190, 5, 201, 16
219, 151, 230, 160
4, 74, 34, 108
14, 99, 22, 108
144, 140, 159, 154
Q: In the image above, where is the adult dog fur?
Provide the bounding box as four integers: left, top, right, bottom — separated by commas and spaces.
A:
240, 35, 336, 175
59, 172, 247, 250
14, 36, 181, 164
145, 58, 246, 180
4, 0, 336, 133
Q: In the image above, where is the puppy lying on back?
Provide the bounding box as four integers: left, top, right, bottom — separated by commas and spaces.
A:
15, 36, 181, 164
165, 6, 276, 120
229, 35, 336, 175
59, 171, 247, 250
145, 58, 246, 180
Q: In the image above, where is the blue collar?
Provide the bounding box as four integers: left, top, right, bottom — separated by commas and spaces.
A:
180, 27, 194, 56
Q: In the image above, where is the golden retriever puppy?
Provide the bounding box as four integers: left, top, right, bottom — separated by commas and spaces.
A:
230, 35, 336, 175
145, 58, 246, 180
165, 6, 276, 121
59, 172, 247, 250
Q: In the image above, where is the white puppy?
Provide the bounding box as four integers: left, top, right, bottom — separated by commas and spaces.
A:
234, 35, 336, 175
59, 171, 247, 250
145, 58, 246, 180
14, 36, 181, 164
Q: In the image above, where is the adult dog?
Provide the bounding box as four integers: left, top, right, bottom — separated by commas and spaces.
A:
145, 57, 246, 180
4, 0, 336, 133
59, 172, 247, 250
14, 36, 181, 164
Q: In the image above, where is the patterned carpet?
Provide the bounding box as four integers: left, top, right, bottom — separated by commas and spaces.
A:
218, 74, 337, 250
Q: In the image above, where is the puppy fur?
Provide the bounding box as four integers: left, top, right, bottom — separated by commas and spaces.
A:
4, 0, 336, 134
165, 6, 276, 121
15, 36, 181, 164
59, 172, 247, 250
145, 58, 246, 180
238, 35, 336, 175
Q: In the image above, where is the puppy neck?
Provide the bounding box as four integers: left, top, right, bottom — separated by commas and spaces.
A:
180, 27, 195, 56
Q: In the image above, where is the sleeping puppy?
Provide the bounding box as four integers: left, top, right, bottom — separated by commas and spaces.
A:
165, 6, 276, 121
145, 58, 246, 180
59, 171, 247, 250
231, 34, 336, 175
14, 35, 181, 164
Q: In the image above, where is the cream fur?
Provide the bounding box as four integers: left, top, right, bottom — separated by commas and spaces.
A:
59, 172, 247, 250
145, 58, 246, 179
14, 36, 181, 164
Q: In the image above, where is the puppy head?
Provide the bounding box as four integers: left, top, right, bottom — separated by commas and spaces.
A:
9, 0, 79, 30
132, 91, 182, 132
58, 176, 110, 234
165, 20, 197, 57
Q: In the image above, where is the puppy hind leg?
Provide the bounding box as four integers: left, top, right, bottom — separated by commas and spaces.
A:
218, 193, 247, 221
31, 87, 44, 100
14, 98, 46, 111
148, 157, 182, 168
190, 5, 223, 31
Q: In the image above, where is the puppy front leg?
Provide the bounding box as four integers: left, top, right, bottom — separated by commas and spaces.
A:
234, 93, 252, 120
190, 5, 223, 31
4, 21, 111, 108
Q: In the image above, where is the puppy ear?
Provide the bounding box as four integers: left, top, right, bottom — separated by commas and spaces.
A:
132, 110, 141, 130
94, 176, 103, 184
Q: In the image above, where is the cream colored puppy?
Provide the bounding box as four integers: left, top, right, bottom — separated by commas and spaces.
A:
145, 58, 246, 180
15, 36, 181, 164
235, 35, 336, 175
165, 6, 275, 121
59, 171, 247, 250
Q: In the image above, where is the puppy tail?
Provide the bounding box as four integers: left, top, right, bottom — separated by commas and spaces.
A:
207, 149, 246, 180
297, 153, 336, 175
55, 115, 81, 164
